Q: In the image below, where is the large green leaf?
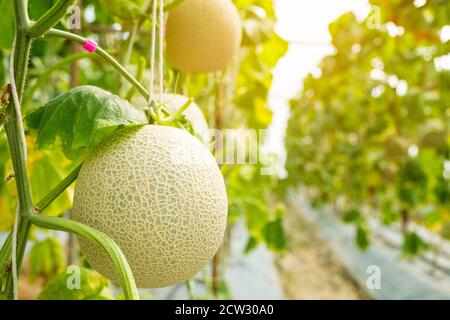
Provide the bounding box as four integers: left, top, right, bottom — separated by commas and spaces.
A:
26, 85, 148, 160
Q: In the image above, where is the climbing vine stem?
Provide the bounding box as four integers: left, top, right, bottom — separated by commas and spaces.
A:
1, 2, 140, 300
35, 163, 83, 212
0, 162, 83, 285
27, 0, 76, 39
29, 214, 139, 300
2, 0, 35, 300
46, 28, 150, 100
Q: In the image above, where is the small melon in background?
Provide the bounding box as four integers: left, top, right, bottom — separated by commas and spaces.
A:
418, 119, 447, 150
73, 125, 228, 288
166, 0, 242, 73
384, 135, 409, 160
162, 93, 210, 143
131, 94, 210, 143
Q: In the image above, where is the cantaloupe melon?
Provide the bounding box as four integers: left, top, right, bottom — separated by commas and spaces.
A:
131, 94, 210, 143
162, 93, 210, 143
166, 0, 242, 73
72, 125, 228, 288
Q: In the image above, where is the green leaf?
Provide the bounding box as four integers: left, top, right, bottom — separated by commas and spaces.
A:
38, 267, 113, 300
101, 0, 145, 23
0, 0, 15, 49
381, 201, 398, 225
26, 85, 148, 160
434, 177, 450, 205
241, 6, 275, 46
244, 236, 258, 254
342, 208, 361, 223
259, 33, 288, 69
424, 210, 442, 229
29, 237, 66, 282
398, 159, 428, 208
261, 218, 286, 252
402, 232, 429, 257
0, 51, 5, 84
355, 223, 370, 251
29, 0, 55, 20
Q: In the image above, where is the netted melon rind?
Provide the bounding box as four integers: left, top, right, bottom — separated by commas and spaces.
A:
73, 125, 227, 288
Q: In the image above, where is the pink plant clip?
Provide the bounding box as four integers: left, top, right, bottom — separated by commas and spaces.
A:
83, 39, 97, 53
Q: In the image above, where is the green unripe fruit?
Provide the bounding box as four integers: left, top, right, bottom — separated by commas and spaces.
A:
73, 125, 228, 288
166, 0, 243, 73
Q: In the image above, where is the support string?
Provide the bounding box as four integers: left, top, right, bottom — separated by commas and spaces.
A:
158, 0, 164, 102
148, 0, 158, 104
149, 0, 165, 106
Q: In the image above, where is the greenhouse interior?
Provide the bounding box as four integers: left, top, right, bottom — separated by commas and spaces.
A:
0, 0, 449, 304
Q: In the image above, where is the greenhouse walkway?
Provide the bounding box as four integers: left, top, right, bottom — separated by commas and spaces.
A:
288, 194, 450, 300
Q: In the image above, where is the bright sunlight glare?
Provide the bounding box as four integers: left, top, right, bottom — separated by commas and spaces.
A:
265, 0, 369, 178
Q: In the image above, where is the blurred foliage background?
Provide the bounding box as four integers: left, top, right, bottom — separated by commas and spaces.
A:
1, 0, 449, 299
285, 0, 450, 256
